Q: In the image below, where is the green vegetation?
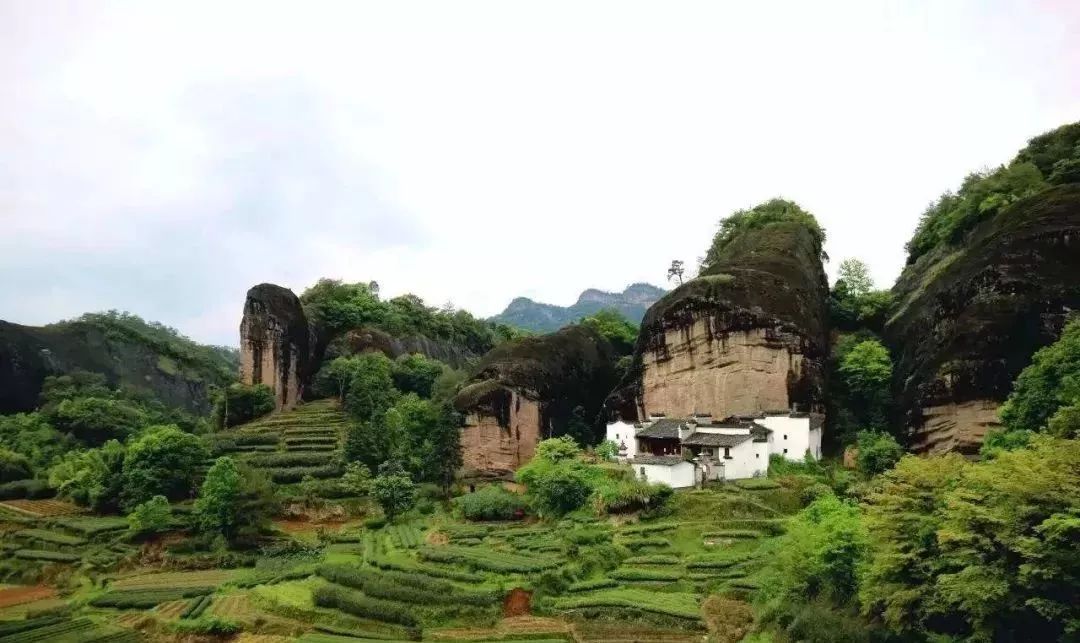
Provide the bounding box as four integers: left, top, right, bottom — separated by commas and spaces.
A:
212, 383, 275, 429
702, 198, 826, 269
1000, 316, 1080, 436
453, 485, 528, 521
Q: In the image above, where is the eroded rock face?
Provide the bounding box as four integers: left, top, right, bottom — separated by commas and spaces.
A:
240, 284, 312, 410
454, 325, 619, 476
608, 222, 829, 422
460, 389, 541, 477
332, 327, 474, 368
886, 184, 1080, 453
640, 325, 815, 418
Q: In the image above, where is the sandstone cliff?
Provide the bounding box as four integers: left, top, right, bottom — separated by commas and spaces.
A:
607, 221, 829, 422
453, 325, 619, 477
239, 284, 313, 410
0, 317, 234, 415
886, 184, 1080, 453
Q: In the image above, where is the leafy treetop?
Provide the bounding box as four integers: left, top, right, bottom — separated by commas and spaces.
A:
701, 198, 826, 270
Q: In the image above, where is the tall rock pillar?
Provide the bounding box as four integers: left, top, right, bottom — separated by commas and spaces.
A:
239, 283, 311, 410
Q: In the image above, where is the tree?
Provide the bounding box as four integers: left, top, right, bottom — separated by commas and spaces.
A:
0, 448, 33, 483
1000, 317, 1080, 434
340, 462, 372, 496
344, 419, 397, 474
595, 440, 619, 461
757, 495, 869, 626
48, 440, 127, 513
343, 353, 399, 423
836, 259, 874, 297
666, 259, 685, 286
534, 436, 581, 463
424, 406, 462, 498
854, 431, 902, 478
212, 383, 275, 429
579, 309, 638, 356
391, 354, 445, 399
836, 339, 893, 435
312, 356, 365, 401
120, 426, 209, 510
0, 413, 74, 472
195, 457, 277, 546
370, 464, 416, 522
516, 437, 592, 516
47, 396, 148, 444
127, 495, 172, 536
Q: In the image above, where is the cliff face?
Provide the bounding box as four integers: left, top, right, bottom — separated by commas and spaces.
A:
607, 221, 829, 422
0, 320, 227, 414
886, 184, 1080, 453
239, 284, 313, 410
453, 325, 619, 477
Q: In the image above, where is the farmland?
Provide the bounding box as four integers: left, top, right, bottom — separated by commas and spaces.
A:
0, 399, 801, 642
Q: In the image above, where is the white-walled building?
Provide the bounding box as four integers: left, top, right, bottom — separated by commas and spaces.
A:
605, 411, 823, 489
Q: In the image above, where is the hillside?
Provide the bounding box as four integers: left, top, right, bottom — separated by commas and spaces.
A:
490, 283, 665, 332
0, 312, 238, 415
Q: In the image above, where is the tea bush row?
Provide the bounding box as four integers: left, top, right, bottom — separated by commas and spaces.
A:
312, 583, 418, 627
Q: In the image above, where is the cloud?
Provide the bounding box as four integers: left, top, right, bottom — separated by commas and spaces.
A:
2, 1, 1079, 345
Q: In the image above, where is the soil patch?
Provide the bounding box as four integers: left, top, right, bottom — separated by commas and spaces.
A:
0, 585, 55, 608
503, 588, 532, 617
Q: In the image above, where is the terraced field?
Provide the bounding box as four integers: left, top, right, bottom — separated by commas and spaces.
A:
209, 399, 347, 483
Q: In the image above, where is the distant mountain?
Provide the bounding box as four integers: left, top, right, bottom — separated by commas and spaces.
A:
490, 283, 666, 332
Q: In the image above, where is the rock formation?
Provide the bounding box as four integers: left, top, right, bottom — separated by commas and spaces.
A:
454, 325, 619, 477
0, 319, 231, 415
886, 183, 1080, 453
239, 284, 313, 410
330, 327, 474, 369
607, 221, 829, 423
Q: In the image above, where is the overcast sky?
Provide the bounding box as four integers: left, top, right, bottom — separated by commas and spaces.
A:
2, 1, 1078, 346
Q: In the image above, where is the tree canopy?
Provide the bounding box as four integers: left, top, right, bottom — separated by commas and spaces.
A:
701, 199, 826, 270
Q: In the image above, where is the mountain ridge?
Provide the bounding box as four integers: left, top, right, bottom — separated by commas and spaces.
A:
490, 282, 666, 332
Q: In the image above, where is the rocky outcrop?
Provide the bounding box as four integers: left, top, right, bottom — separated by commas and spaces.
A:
0, 319, 230, 414
454, 325, 619, 477
239, 284, 313, 410
607, 221, 829, 422
886, 184, 1080, 453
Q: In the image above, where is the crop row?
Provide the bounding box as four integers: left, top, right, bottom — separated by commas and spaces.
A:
49, 515, 129, 536
90, 586, 214, 608
567, 578, 619, 592
317, 564, 498, 607
180, 594, 213, 619
284, 435, 338, 445
702, 529, 762, 540
388, 524, 423, 548
0, 617, 97, 643
267, 464, 343, 483
618, 522, 677, 535
684, 553, 751, 570
418, 545, 560, 574
368, 556, 485, 584
246, 451, 338, 468
623, 554, 682, 565
112, 569, 234, 589
618, 537, 670, 549
283, 444, 337, 452
14, 549, 79, 562
312, 583, 418, 627
14, 528, 87, 547
551, 588, 701, 621
608, 567, 683, 582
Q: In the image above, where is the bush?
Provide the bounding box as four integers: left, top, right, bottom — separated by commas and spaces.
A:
609, 567, 682, 582
127, 495, 172, 536
312, 583, 418, 627
0, 448, 33, 483
0, 478, 54, 500
854, 431, 902, 478
213, 383, 275, 429
453, 485, 529, 521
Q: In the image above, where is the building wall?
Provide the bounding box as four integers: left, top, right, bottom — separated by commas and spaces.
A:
605, 420, 639, 460
635, 461, 696, 488
757, 415, 819, 461
461, 391, 541, 476
715, 439, 764, 480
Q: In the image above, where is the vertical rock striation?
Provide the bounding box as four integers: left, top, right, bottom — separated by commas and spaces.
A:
454, 325, 619, 477
239, 284, 313, 410
886, 184, 1080, 453
607, 221, 829, 423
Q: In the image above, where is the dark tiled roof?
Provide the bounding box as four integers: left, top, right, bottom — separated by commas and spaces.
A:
681, 432, 753, 447
636, 418, 684, 439
750, 423, 772, 436
632, 455, 687, 466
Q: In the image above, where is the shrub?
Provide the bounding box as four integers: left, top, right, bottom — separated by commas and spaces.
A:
14, 549, 80, 562
90, 587, 212, 608
317, 564, 497, 607
418, 545, 559, 574
734, 478, 781, 490
0, 448, 33, 483
213, 383, 275, 429
568, 578, 619, 592
453, 485, 529, 521
312, 583, 418, 627
0, 479, 54, 500
609, 567, 682, 582
128, 495, 172, 536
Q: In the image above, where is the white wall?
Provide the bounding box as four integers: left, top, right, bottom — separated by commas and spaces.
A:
757, 415, 816, 461
635, 461, 696, 488
605, 421, 639, 460
715, 439, 764, 480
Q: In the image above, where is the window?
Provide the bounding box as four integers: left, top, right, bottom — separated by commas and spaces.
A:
783, 434, 787, 440
723, 446, 732, 459
755, 453, 759, 458
783, 448, 788, 454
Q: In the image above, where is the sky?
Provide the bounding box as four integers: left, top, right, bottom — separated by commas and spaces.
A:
2, 1, 1079, 346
